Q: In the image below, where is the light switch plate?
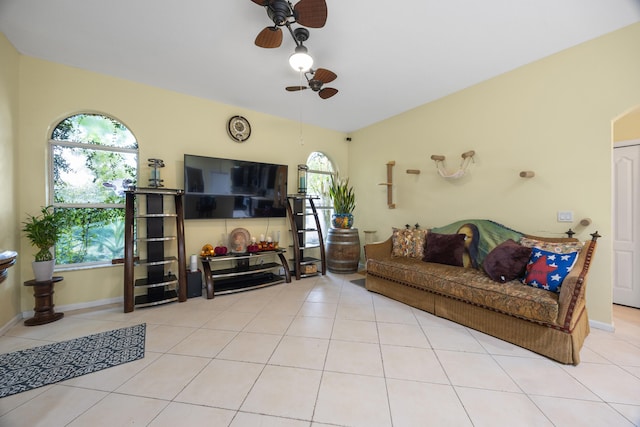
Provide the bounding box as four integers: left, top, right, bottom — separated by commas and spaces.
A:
557, 211, 574, 222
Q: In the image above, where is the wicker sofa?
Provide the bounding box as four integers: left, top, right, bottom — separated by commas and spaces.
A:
364, 223, 599, 365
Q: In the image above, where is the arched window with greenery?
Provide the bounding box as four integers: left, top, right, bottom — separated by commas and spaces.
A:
305, 152, 335, 243
50, 113, 138, 266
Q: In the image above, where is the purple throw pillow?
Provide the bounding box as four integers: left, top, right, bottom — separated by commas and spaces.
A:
483, 239, 532, 283
422, 232, 466, 267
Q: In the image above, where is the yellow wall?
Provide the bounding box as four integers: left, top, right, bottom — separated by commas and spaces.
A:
614, 107, 640, 142
0, 33, 21, 328
349, 23, 640, 326
16, 56, 347, 313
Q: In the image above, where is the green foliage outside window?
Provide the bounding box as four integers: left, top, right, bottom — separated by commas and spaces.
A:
306, 151, 333, 206
55, 208, 126, 264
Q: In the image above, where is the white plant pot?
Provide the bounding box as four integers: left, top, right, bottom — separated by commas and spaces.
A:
32, 260, 55, 282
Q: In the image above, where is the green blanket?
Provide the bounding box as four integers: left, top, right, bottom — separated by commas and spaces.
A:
431, 219, 523, 268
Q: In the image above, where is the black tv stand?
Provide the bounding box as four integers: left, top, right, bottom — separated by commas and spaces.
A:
200, 250, 291, 298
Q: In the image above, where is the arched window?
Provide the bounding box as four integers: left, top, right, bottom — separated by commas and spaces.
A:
305, 152, 335, 242
50, 113, 138, 266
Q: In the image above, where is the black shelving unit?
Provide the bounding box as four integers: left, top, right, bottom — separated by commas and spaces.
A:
124, 188, 187, 312
286, 195, 327, 280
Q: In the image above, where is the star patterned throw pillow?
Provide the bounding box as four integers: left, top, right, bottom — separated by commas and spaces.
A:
522, 248, 579, 293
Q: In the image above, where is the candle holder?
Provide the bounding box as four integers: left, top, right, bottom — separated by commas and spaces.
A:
297, 164, 308, 194
148, 158, 165, 188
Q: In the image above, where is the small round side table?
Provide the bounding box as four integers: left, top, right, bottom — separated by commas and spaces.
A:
23, 276, 64, 326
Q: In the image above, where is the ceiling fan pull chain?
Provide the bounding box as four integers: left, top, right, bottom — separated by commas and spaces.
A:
299, 70, 304, 145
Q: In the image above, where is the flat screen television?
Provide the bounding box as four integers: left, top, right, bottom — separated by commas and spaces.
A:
184, 154, 288, 219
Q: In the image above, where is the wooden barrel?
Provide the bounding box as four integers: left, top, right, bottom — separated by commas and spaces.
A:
326, 228, 361, 274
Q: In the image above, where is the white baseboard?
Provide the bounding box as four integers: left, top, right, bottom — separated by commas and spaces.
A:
20, 296, 124, 320
0, 314, 23, 336
589, 319, 615, 332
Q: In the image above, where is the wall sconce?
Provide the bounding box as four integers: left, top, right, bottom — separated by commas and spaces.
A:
0, 250, 17, 285
519, 171, 535, 178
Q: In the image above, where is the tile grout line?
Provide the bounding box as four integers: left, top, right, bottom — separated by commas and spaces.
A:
308, 274, 345, 425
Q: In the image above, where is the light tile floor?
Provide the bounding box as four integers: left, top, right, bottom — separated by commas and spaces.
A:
1, 273, 639, 426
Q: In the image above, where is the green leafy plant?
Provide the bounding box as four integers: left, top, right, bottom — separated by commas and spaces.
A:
328, 174, 356, 214
22, 206, 64, 261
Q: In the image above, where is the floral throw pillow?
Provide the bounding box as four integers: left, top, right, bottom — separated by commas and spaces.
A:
522, 248, 579, 292
391, 227, 427, 258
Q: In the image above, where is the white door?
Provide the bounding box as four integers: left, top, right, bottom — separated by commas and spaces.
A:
613, 143, 640, 308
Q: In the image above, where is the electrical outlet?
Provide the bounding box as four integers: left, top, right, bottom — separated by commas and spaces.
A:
557, 211, 573, 222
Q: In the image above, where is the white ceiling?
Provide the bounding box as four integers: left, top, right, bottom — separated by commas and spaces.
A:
1, 0, 639, 133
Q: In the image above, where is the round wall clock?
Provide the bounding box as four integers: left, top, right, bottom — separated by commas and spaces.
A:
227, 115, 251, 142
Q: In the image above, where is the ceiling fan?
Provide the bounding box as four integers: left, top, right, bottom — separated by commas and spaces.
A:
251, 0, 328, 49
286, 68, 339, 99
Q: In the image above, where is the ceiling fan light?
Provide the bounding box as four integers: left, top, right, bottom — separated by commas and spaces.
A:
289, 46, 313, 72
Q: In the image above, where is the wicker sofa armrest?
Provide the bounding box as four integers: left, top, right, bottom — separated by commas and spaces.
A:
556, 236, 598, 330
364, 237, 393, 261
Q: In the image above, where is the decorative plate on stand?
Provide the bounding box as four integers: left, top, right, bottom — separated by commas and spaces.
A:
229, 228, 250, 253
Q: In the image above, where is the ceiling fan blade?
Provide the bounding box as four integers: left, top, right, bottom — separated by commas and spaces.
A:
314, 68, 337, 84
255, 26, 283, 48
250, 0, 267, 5
286, 86, 308, 92
294, 0, 327, 28
319, 87, 338, 99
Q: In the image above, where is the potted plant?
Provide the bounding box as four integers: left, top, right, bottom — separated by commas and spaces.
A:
22, 206, 63, 281
328, 174, 356, 229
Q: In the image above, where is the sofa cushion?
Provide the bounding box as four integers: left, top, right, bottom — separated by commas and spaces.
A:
483, 239, 532, 283
366, 257, 560, 324
422, 232, 466, 267
391, 227, 427, 258
523, 248, 579, 293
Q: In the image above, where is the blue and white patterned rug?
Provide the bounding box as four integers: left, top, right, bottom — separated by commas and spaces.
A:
0, 323, 146, 398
